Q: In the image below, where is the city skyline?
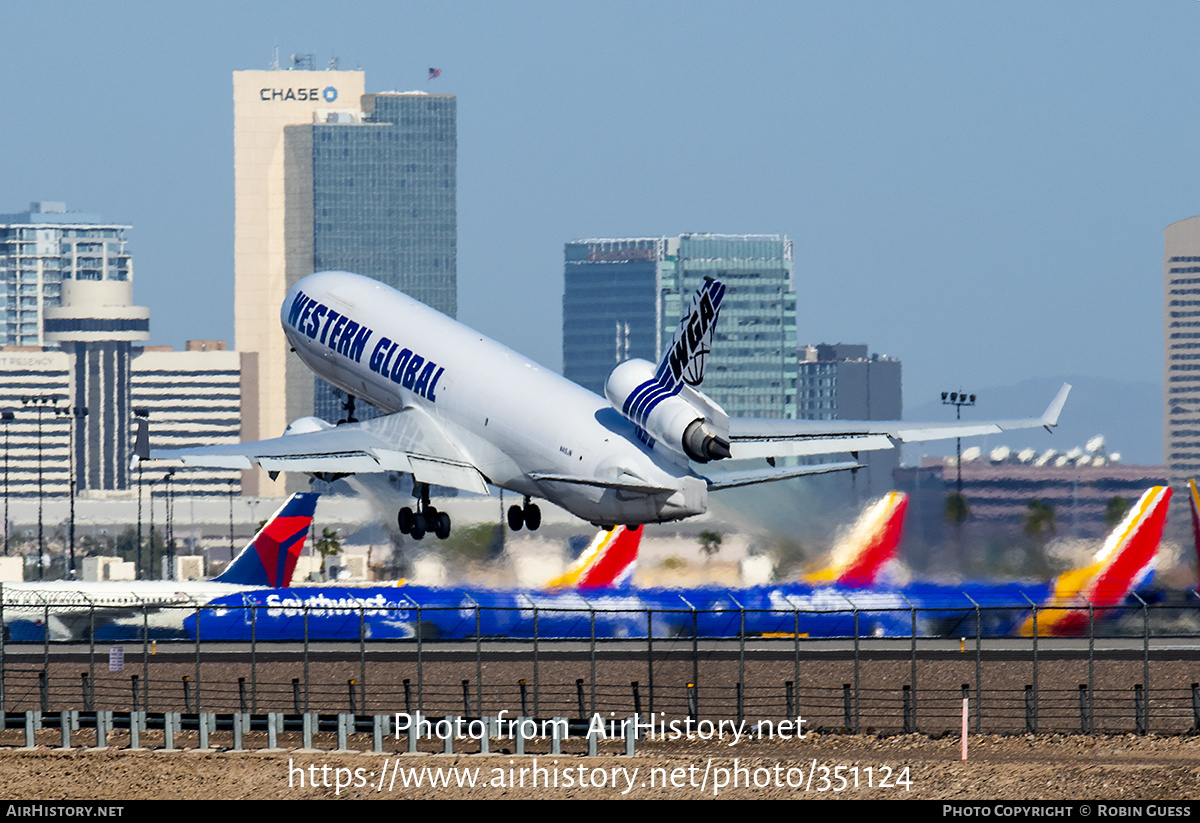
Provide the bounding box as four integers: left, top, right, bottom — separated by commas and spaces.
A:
0, 2, 1186, 465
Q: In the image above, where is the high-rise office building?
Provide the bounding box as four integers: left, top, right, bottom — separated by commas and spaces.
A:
798, 343, 902, 494
0, 202, 133, 348
563, 234, 797, 419
234, 67, 456, 494
1164, 216, 1200, 488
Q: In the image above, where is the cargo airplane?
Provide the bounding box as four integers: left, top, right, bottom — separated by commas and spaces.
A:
139, 271, 1070, 541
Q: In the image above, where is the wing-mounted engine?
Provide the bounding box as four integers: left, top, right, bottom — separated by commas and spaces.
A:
605, 358, 731, 462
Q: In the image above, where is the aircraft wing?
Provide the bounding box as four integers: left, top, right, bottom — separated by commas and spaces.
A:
139, 408, 491, 495
728, 383, 1070, 460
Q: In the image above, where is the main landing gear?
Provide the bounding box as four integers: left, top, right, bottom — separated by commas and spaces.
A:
507, 496, 541, 532
398, 482, 451, 541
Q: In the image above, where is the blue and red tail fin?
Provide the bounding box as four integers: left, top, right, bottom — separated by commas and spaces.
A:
1020, 485, 1171, 636
802, 491, 908, 588
215, 493, 320, 587
544, 525, 643, 590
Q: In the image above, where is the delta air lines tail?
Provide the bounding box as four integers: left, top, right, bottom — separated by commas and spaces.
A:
1019, 485, 1171, 636
215, 492, 321, 587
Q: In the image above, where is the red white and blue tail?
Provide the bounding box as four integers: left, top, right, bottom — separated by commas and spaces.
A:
544, 525, 643, 590
802, 491, 908, 587
215, 493, 320, 587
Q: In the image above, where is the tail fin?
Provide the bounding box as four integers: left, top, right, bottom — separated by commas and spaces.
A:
544, 525, 643, 590
802, 491, 908, 587
621, 279, 726, 429
215, 493, 320, 587
1020, 485, 1171, 636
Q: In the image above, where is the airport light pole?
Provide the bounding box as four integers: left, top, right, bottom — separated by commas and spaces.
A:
56, 405, 87, 579
941, 390, 976, 498
22, 395, 60, 580
164, 470, 176, 580
2, 410, 13, 556
133, 408, 149, 579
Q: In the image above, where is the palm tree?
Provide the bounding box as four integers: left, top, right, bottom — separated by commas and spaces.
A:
1024, 499, 1056, 546
698, 530, 723, 565
1104, 496, 1131, 530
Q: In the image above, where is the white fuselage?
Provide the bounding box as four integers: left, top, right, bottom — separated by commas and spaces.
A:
281, 271, 708, 526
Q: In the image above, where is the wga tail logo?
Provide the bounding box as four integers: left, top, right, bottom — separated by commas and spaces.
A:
667, 280, 725, 386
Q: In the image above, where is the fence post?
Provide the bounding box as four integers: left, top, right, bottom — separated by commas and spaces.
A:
843, 683, 852, 730
687, 682, 698, 722
303, 712, 315, 750
785, 680, 795, 720
902, 685, 914, 734
183, 676, 192, 713
1078, 685, 1089, 734
59, 710, 70, 750
1135, 684, 1147, 735
576, 679, 586, 721
1192, 683, 1199, 732
292, 678, 301, 715
81, 672, 92, 712
38, 671, 47, 713
462, 680, 471, 717
519, 679, 529, 717
631, 681, 641, 721
239, 677, 247, 715
1024, 685, 1035, 734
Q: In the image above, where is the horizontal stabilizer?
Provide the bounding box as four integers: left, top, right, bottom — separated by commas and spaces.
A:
728, 383, 1071, 460
703, 461, 860, 491
528, 472, 676, 495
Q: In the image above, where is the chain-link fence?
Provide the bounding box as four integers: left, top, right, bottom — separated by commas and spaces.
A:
2, 593, 1199, 735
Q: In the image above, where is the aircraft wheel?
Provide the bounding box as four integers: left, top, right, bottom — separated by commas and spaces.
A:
426, 505, 439, 522
435, 512, 451, 540
524, 503, 541, 531
507, 504, 525, 531
411, 513, 427, 540
398, 507, 414, 535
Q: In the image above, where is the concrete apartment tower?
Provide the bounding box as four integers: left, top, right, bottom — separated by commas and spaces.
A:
1164, 216, 1200, 491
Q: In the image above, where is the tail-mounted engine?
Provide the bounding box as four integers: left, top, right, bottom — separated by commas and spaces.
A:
605, 358, 731, 463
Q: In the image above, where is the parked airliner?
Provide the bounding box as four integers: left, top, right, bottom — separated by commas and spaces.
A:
140, 271, 1069, 540
1, 493, 318, 641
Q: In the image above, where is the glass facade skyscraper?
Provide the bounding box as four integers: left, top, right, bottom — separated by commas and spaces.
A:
563, 233, 798, 419
290, 92, 457, 422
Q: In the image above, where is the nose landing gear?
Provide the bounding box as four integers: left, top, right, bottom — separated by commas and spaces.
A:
506, 496, 541, 532
398, 482, 452, 540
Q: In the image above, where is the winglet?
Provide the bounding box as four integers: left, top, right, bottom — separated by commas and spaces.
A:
544, 525, 643, 590
803, 491, 908, 587
1041, 383, 1071, 429
1020, 485, 1170, 636
215, 493, 320, 587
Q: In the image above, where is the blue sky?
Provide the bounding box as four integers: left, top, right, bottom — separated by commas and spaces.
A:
0, 2, 1190, 459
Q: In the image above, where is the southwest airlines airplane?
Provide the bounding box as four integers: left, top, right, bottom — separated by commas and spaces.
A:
139, 271, 1070, 540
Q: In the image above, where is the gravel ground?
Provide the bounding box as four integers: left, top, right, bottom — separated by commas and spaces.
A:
2, 732, 1200, 799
